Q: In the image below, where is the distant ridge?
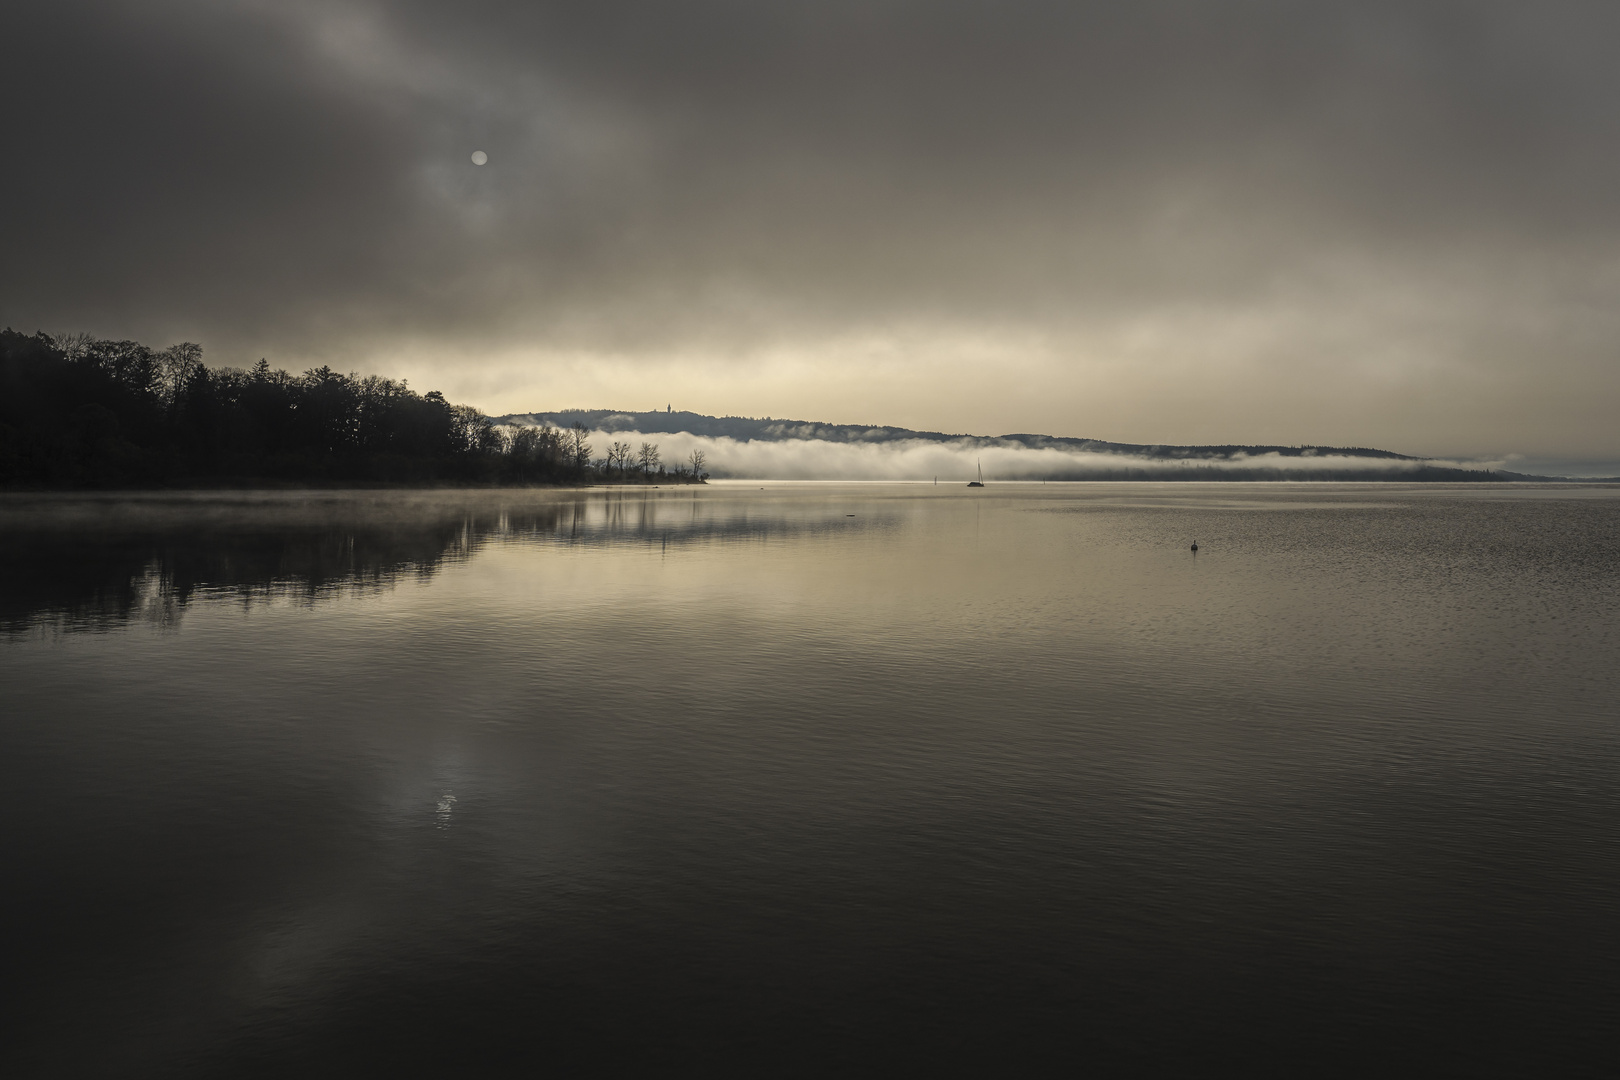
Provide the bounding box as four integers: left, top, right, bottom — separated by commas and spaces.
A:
492, 408, 1612, 482
495, 407, 1411, 458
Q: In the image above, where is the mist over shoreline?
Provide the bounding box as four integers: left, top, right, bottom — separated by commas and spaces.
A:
495, 411, 1574, 482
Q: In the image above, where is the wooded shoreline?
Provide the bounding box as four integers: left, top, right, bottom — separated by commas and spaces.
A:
1, 330, 706, 490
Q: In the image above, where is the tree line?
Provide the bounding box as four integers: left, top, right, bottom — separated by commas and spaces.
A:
0, 329, 709, 488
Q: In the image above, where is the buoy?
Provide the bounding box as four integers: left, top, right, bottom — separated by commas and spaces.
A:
1191, 540, 1199, 552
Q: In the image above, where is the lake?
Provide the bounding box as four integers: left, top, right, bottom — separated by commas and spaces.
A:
4, 483, 1618, 1075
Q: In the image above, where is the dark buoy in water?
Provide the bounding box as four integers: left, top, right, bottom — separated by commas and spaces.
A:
1190, 540, 1199, 553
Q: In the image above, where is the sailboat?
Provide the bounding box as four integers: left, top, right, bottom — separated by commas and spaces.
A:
967, 459, 984, 487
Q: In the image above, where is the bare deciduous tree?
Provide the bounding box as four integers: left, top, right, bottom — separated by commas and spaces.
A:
688, 449, 707, 478
569, 423, 592, 471
637, 441, 660, 477
156, 342, 203, 408
50, 331, 96, 361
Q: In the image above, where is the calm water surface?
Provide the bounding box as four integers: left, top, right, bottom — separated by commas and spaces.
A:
4, 483, 1618, 1075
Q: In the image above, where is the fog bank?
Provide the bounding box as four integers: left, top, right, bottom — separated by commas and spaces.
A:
546, 429, 1504, 481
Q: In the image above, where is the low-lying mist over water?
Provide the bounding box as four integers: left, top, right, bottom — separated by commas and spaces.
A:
564, 429, 1506, 481
498, 410, 1537, 481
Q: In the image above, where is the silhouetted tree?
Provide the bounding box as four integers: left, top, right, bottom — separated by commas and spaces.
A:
569, 424, 593, 473
156, 343, 203, 410
637, 441, 660, 478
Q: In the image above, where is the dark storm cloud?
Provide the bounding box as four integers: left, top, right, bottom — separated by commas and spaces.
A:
4, 1, 1619, 455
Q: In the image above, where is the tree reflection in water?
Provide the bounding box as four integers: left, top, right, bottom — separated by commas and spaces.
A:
0, 489, 870, 634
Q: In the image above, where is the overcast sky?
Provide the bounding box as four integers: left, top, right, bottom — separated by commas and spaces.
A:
4, 0, 1619, 464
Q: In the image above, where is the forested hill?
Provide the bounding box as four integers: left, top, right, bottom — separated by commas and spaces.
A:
0, 330, 622, 487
